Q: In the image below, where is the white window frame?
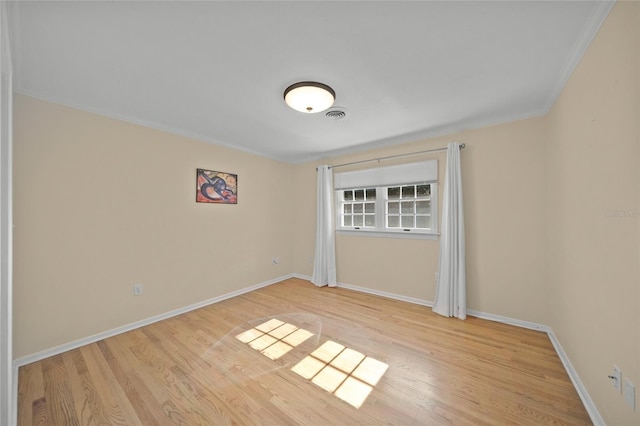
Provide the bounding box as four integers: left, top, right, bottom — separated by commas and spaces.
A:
334, 160, 438, 240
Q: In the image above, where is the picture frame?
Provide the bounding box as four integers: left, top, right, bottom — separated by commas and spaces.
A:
196, 168, 237, 204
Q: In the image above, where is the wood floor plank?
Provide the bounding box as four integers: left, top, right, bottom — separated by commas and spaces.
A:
96, 340, 164, 426
18, 278, 592, 425
17, 362, 45, 426
41, 355, 79, 426
61, 349, 112, 425
78, 344, 138, 425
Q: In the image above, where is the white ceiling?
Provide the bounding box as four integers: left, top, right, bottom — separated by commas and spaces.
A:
9, 1, 613, 163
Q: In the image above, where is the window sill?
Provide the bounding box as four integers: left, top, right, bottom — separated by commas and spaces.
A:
336, 229, 439, 240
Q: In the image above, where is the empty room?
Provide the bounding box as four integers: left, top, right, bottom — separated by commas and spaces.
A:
1, 1, 639, 425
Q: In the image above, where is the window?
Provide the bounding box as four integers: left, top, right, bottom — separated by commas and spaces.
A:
386, 184, 433, 230
334, 160, 438, 238
341, 188, 376, 227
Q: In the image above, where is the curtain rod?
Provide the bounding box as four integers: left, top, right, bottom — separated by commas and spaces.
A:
318, 143, 465, 171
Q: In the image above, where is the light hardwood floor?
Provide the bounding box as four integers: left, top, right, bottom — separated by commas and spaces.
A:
18, 277, 591, 425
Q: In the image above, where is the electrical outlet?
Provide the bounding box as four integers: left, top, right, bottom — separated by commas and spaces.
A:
307, 256, 313, 264
133, 284, 143, 296
611, 365, 622, 392
272, 257, 279, 265
624, 379, 636, 410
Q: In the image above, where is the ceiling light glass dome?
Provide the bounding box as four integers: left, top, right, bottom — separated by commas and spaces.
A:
284, 82, 335, 113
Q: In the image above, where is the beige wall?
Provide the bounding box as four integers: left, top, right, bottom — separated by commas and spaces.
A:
293, 116, 548, 323
546, 2, 639, 424
11, 1, 639, 423
13, 95, 294, 358
292, 3, 640, 423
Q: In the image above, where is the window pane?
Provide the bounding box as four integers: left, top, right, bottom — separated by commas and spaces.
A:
416, 215, 431, 229
416, 200, 430, 214
402, 186, 415, 198
339, 183, 436, 232
417, 184, 431, 197
387, 187, 400, 199
365, 215, 375, 227
401, 201, 414, 214
366, 188, 376, 200
401, 216, 414, 228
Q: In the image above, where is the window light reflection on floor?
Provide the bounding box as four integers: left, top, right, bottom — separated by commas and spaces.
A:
235, 318, 314, 360
291, 341, 389, 408
235, 321, 388, 409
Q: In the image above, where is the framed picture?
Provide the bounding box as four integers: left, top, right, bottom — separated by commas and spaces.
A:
196, 169, 237, 204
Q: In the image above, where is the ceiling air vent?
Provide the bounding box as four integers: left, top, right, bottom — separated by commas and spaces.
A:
325, 109, 347, 120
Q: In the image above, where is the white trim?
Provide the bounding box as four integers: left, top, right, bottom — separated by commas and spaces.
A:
466, 309, 549, 332
334, 160, 437, 190
13, 273, 605, 426
338, 282, 433, 307
294, 108, 547, 165
465, 310, 603, 424
11, 365, 17, 426
336, 229, 439, 240
13, 274, 293, 368
336, 183, 439, 238
290, 275, 603, 425
293, 273, 433, 307
541, 0, 615, 113
12, 89, 286, 164
0, 79, 11, 426
547, 329, 605, 426
0, 1, 13, 423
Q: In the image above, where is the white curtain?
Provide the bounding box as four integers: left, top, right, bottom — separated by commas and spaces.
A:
311, 165, 337, 287
433, 142, 466, 319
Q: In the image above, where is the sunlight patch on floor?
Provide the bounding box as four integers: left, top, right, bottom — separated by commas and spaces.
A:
235, 319, 314, 361
291, 340, 389, 408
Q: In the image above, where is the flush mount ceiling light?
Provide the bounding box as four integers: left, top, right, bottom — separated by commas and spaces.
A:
284, 81, 335, 113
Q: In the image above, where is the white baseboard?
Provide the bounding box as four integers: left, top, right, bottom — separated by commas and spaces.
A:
11, 360, 17, 426
292, 274, 434, 307
466, 309, 550, 332
291, 273, 312, 281
13, 273, 603, 426
338, 282, 433, 307
13, 274, 293, 369
292, 275, 603, 425
468, 311, 603, 423
547, 329, 605, 426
